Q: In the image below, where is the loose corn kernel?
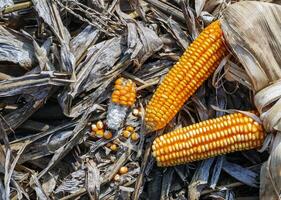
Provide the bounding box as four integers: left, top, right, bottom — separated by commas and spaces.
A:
152, 112, 265, 167
145, 20, 227, 132
119, 166, 129, 174
132, 108, 140, 117
91, 124, 98, 132
125, 126, 135, 132
96, 121, 104, 130
114, 174, 120, 181
110, 144, 118, 151
131, 132, 140, 141
104, 131, 113, 139
111, 78, 136, 107
95, 129, 104, 138
122, 130, 131, 138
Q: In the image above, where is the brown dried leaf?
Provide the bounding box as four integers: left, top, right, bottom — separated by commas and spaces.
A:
32, 0, 75, 73
260, 133, 281, 200
195, 0, 206, 17
222, 1, 281, 92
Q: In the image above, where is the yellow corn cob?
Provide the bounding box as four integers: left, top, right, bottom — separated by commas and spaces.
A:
112, 78, 136, 106
152, 112, 265, 167
145, 20, 227, 132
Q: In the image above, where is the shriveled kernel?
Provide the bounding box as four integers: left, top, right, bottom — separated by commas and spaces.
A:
152, 112, 265, 167
103, 131, 113, 139
106, 143, 112, 148
114, 174, 120, 182
90, 131, 95, 138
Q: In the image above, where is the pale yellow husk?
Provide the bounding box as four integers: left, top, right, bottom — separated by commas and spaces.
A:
221, 1, 281, 199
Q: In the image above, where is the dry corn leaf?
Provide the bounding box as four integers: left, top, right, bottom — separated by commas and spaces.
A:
0, 26, 35, 68
55, 169, 85, 194
210, 156, 223, 189
160, 168, 174, 199
32, 0, 75, 74
70, 25, 99, 61
86, 160, 100, 199
203, 0, 224, 13
0, 0, 13, 9
195, 0, 206, 17
153, 9, 190, 50
188, 158, 215, 200
221, 2, 281, 199
222, 1, 281, 92
117, 5, 163, 67
260, 133, 281, 200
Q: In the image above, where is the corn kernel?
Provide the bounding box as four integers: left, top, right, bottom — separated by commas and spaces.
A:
95, 129, 104, 138
103, 131, 113, 139
119, 166, 128, 174
133, 108, 140, 116
110, 144, 118, 151
131, 132, 140, 141
114, 174, 120, 181
122, 130, 131, 138
96, 121, 104, 130
91, 124, 98, 132
125, 126, 135, 132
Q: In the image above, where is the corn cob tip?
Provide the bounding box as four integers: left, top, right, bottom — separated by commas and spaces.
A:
152, 112, 265, 167
112, 77, 137, 107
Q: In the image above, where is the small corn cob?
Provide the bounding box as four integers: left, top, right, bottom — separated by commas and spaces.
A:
107, 78, 137, 130
152, 112, 265, 167
145, 20, 227, 132
111, 78, 136, 106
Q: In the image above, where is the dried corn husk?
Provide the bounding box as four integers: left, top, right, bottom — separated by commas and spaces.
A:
221, 2, 281, 199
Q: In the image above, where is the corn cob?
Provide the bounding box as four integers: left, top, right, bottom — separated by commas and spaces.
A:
152, 112, 265, 167
107, 78, 137, 130
145, 20, 227, 132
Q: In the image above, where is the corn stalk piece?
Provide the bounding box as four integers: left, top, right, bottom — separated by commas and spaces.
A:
145, 20, 227, 132
152, 112, 265, 167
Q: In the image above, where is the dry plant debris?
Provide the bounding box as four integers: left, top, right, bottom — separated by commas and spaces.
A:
0, 0, 279, 199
